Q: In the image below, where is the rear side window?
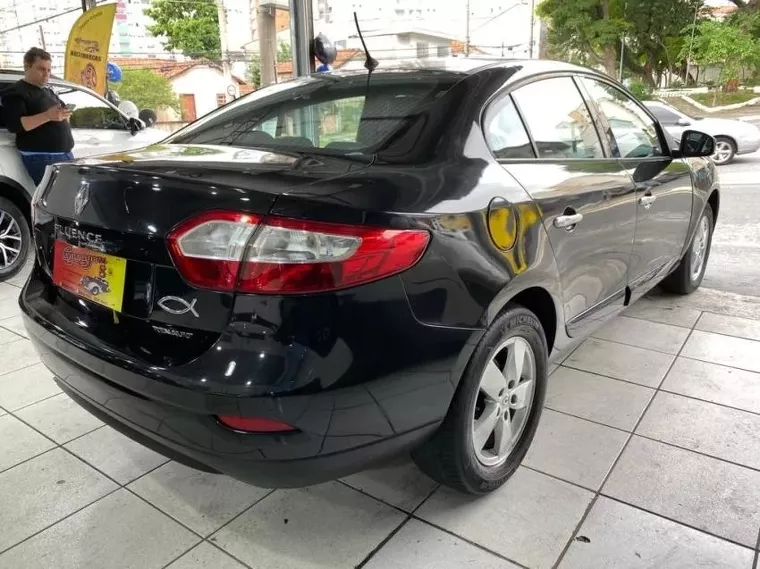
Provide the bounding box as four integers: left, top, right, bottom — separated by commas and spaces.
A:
484, 96, 534, 159
581, 79, 663, 159
512, 77, 604, 160
169, 76, 456, 154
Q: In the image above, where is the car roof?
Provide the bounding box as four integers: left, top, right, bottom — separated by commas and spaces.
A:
0, 69, 93, 90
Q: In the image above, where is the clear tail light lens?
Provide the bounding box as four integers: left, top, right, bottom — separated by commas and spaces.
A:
167, 212, 429, 294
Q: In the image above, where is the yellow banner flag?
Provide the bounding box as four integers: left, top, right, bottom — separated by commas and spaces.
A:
64, 4, 116, 95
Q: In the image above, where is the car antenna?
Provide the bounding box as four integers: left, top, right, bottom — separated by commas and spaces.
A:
353, 12, 378, 72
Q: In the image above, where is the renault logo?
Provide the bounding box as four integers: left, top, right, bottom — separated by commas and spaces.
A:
157, 296, 199, 318
74, 181, 90, 215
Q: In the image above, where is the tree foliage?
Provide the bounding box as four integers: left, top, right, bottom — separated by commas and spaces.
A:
247, 54, 261, 89
277, 42, 292, 63
144, 0, 220, 59
109, 69, 179, 112
538, 0, 701, 86
684, 20, 760, 85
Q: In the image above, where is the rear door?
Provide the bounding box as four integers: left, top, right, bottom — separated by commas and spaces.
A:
580, 79, 693, 299
484, 76, 637, 335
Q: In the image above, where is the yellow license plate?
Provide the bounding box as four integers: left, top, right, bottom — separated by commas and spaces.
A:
53, 240, 127, 312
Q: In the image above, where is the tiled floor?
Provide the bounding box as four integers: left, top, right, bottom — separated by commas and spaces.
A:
2, 265, 760, 568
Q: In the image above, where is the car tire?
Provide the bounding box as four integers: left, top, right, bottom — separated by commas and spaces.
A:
412, 304, 547, 495
0, 197, 30, 281
711, 136, 736, 166
661, 205, 714, 295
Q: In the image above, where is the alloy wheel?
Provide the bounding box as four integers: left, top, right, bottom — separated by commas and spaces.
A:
711, 140, 733, 165
690, 214, 710, 282
472, 336, 536, 467
0, 209, 22, 270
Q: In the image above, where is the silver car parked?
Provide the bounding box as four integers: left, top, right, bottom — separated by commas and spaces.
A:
645, 99, 760, 165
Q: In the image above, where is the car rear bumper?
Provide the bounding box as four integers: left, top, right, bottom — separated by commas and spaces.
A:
21, 273, 477, 487
736, 136, 760, 155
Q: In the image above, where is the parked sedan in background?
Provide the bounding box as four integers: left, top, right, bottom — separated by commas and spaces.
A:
645, 99, 760, 165
22, 61, 719, 496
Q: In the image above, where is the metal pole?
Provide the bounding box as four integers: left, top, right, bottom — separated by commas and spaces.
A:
465, 0, 470, 57
258, 2, 276, 86
290, 0, 314, 77
618, 38, 624, 81
528, 0, 535, 58
686, 3, 699, 84
216, 0, 234, 102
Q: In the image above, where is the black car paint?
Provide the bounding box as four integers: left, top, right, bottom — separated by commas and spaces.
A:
20, 61, 718, 487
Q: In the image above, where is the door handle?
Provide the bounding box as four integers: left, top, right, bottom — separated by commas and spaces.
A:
639, 194, 656, 209
554, 213, 583, 229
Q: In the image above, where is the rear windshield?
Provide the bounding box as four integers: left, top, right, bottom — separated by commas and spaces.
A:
167, 73, 460, 154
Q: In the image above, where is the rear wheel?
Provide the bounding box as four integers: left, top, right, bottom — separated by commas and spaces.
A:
0, 197, 30, 281
711, 136, 736, 166
412, 305, 547, 494
661, 205, 714, 295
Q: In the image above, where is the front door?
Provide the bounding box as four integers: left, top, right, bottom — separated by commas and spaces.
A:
180, 94, 197, 123
579, 79, 693, 298
487, 76, 637, 335
54, 85, 135, 158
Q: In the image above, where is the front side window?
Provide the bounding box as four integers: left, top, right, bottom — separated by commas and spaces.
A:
54, 86, 126, 130
512, 77, 604, 159
484, 95, 534, 159
581, 79, 664, 159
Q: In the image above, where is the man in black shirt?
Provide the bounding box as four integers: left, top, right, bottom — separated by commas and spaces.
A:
3, 47, 75, 185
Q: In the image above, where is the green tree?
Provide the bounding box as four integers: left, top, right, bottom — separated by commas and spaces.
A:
144, 0, 220, 59
108, 69, 179, 112
538, 0, 702, 87
277, 41, 292, 63
684, 19, 760, 94
247, 53, 261, 88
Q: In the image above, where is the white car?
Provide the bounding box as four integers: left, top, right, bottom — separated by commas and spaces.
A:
0, 70, 166, 280
645, 99, 760, 165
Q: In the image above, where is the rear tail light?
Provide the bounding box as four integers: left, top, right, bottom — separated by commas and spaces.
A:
168, 211, 429, 294
217, 415, 296, 433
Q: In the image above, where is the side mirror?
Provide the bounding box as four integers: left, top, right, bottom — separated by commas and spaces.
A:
127, 117, 143, 135
677, 117, 691, 127
679, 130, 715, 158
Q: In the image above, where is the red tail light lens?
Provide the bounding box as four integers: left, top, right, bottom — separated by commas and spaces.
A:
217, 415, 296, 433
167, 212, 429, 294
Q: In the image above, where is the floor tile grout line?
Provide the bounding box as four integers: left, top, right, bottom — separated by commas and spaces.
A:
7, 391, 67, 415
546, 403, 760, 474
0, 445, 57, 477
559, 362, 667, 391
349, 480, 437, 568
622, 312, 697, 329
0, 486, 122, 557
354, 516, 413, 569
754, 524, 760, 569
0, 359, 45, 379
354, 480, 531, 569
405, 512, 532, 569
550, 322, 698, 569
0, 325, 27, 342
542, 406, 637, 436
597, 492, 758, 552
677, 353, 760, 376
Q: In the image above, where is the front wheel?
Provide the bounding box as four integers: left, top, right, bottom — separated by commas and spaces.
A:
412, 305, 547, 495
661, 205, 714, 295
711, 136, 736, 166
0, 197, 30, 281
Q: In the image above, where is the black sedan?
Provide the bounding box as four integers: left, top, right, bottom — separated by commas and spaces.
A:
21, 60, 718, 495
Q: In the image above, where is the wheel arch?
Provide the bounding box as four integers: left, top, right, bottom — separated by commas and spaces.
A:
0, 176, 32, 225
707, 187, 720, 223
